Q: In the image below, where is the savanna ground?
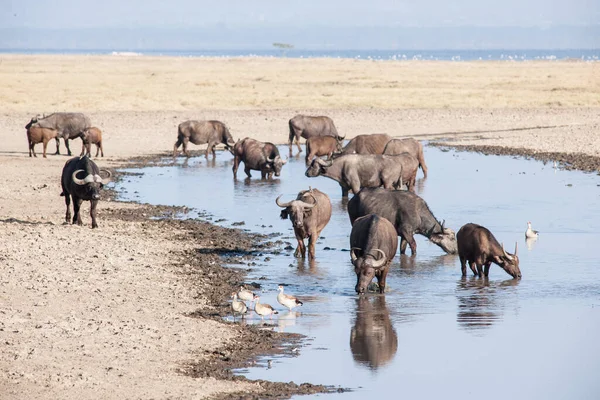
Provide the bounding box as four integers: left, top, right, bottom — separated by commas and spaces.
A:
0, 55, 598, 399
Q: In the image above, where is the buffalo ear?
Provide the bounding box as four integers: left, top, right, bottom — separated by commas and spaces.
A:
280, 210, 289, 220
493, 255, 504, 265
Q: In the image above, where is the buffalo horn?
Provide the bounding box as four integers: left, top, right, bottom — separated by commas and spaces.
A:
502, 242, 513, 261
514, 241, 518, 256
72, 169, 86, 185
370, 249, 387, 268
441, 219, 445, 231
350, 247, 361, 264
299, 192, 317, 209
338, 135, 346, 141
275, 195, 293, 208
99, 169, 112, 179
266, 156, 274, 163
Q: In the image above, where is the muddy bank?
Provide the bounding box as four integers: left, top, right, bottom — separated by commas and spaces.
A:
104, 169, 335, 399
430, 142, 600, 173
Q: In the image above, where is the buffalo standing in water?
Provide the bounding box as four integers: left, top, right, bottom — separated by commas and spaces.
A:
341, 133, 392, 155
348, 187, 458, 255
350, 214, 398, 294
60, 155, 111, 229
288, 115, 344, 153
232, 137, 286, 179
382, 138, 428, 178
29, 113, 91, 156
457, 223, 521, 279
276, 188, 332, 259
173, 120, 235, 158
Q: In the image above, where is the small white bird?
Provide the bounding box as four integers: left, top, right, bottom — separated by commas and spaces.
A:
277, 285, 304, 311
525, 221, 539, 239
230, 292, 248, 321
253, 295, 279, 320
237, 286, 255, 303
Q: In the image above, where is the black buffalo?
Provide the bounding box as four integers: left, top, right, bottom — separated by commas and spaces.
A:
60, 155, 111, 229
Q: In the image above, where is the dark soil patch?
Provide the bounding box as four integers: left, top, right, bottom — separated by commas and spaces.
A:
430, 142, 600, 173
99, 155, 338, 399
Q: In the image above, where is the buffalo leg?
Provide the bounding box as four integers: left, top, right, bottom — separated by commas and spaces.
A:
460, 256, 467, 276
468, 261, 478, 276
64, 138, 72, 156
173, 138, 183, 157
30, 142, 36, 158
245, 167, 252, 178
341, 186, 349, 197
80, 141, 86, 156
64, 193, 72, 223
294, 238, 306, 258
182, 137, 191, 157
401, 231, 417, 255
73, 197, 83, 225
206, 141, 216, 159
90, 199, 98, 229
98, 142, 104, 157
232, 156, 240, 178
377, 268, 389, 293
483, 261, 492, 277
295, 135, 302, 153
42, 139, 49, 158
400, 237, 408, 254
54, 137, 61, 155
476, 262, 484, 276
307, 233, 316, 260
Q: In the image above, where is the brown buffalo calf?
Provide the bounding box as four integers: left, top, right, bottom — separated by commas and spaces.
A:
305, 136, 341, 165
80, 127, 104, 157
25, 118, 58, 158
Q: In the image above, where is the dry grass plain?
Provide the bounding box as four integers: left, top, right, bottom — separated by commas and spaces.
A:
0, 54, 598, 399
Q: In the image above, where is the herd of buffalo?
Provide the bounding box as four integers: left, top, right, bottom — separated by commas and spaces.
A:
25, 112, 521, 297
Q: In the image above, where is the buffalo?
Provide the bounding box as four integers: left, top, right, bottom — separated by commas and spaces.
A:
350, 296, 398, 370
348, 187, 458, 255
80, 127, 104, 157
288, 115, 344, 153
305, 136, 342, 166
341, 133, 392, 155
276, 188, 332, 259
173, 120, 235, 158
232, 137, 286, 179
25, 118, 58, 158
29, 113, 91, 156
60, 155, 111, 229
457, 223, 521, 279
382, 138, 428, 178
305, 154, 404, 197
350, 214, 398, 294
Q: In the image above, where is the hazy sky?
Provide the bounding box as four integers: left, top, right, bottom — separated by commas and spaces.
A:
3, 0, 599, 29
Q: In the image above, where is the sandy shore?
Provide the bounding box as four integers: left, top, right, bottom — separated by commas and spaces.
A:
1, 55, 598, 399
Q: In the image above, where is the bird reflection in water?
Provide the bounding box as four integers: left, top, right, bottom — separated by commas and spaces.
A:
525, 237, 538, 251
350, 296, 398, 370
456, 276, 520, 331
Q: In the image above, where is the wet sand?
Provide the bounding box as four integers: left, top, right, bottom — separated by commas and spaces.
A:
0, 55, 598, 399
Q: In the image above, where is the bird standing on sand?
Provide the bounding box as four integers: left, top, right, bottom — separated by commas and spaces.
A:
253, 295, 279, 320
230, 292, 248, 320
277, 285, 304, 311
525, 222, 539, 239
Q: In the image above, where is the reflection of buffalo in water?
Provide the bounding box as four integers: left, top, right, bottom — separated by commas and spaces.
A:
350, 296, 398, 370
456, 277, 520, 331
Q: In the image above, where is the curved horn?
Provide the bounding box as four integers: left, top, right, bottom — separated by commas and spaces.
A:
275, 195, 293, 208
441, 220, 445, 231
514, 241, 518, 257
370, 249, 387, 268
99, 169, 112, 179
299, 192, 317, 209
338, 135, 345, 140
266, 156, 274, 163
350, 247, 361, 264
502, 242, 513, 261
72, 169, 86, 185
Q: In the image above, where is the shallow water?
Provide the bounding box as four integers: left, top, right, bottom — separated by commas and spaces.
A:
117, 146, 600, 399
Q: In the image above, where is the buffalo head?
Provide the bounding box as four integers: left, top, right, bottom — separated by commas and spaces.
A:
266, 155, 287, 177
429, 220, 458, 254
276, 193, 317, 228
305, 157, 332, 177
351, 248, 387, 294
493, 242, 521, 279
72, 168, 112, 200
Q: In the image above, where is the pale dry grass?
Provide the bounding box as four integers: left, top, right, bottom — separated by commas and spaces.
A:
0, 55, 598, 112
